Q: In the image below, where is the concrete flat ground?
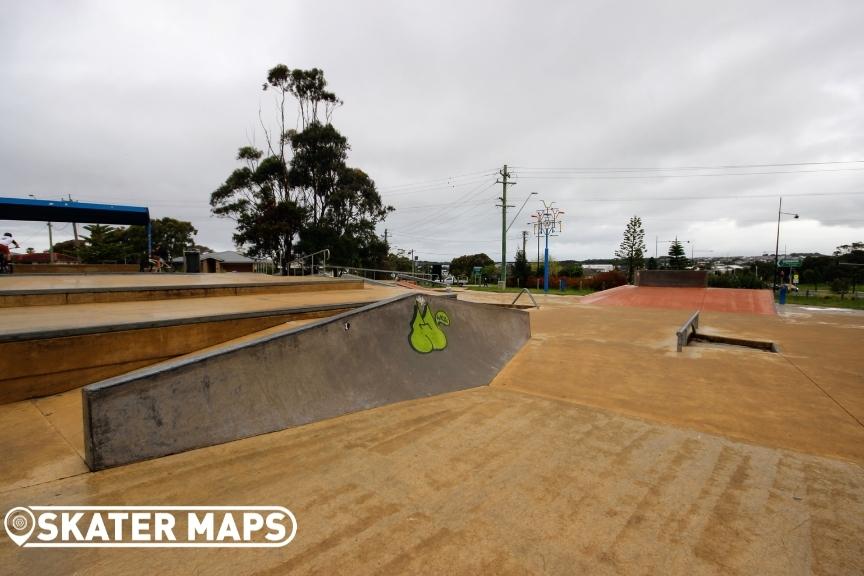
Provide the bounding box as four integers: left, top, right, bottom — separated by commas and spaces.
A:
0, 290, 862, 574
1, 386, 862, 575
491, 300, 864, 464
581, 285, 776, 315
0, 272, 336, 292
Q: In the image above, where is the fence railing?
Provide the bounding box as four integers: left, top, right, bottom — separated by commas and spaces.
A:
253, 260, 276, 275
287, 249, 330, 276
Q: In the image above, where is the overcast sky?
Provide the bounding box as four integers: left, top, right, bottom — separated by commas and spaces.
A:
2, 1, 862, 262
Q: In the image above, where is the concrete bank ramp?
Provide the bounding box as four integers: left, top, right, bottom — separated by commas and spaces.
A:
83, 293, 530, 470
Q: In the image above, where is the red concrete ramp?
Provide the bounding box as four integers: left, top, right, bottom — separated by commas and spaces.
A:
581, 285, 775, 315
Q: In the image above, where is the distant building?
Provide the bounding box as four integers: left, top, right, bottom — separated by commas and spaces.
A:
583, 264, 614, 276
200, 250, 254, 273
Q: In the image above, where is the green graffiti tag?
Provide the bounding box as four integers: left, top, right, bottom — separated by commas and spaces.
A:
409, 297, 451, 353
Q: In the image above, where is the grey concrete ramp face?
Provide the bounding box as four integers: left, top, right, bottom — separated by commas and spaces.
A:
637, 270, 708, 287
83, 294, 530, 470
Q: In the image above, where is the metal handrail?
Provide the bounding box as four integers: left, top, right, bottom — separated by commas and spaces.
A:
395, 273, 451, 290
288, 249, 330, 275
511, 288, 539, 308
322, 265, 435, 283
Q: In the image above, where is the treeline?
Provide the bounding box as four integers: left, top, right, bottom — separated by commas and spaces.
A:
799, 243, 863, 292
706, 243, 863, 292
51, 218, 199, 265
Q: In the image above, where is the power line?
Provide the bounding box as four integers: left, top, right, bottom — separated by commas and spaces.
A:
379, 174, 499, 197
545, 190, 864, 203
393, 178, 499, 234
386, 198, 491, 212
516, 167, 864, 180
377, 169, 498, 192
511, 159, 864, 172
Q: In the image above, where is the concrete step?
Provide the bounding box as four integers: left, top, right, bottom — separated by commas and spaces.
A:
0, 273, 363, 307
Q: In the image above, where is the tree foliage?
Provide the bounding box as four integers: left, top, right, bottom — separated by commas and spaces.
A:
126, 218, 198, 259
558, 261, 584, 278
212, 65, 390, 274
513, 250, 530, 286
798, 243, 863, 291
74, 218, 197, 264
52, 239, 85, 258
449, 253, 495, 277
614, 216, 646, 283
79, 225, 125, 263
833, 242, 863, 256
384, 249, 413, 272
667, 240, 689, 270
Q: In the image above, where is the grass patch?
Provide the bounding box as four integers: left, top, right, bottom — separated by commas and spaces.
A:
779, 294, 864, 310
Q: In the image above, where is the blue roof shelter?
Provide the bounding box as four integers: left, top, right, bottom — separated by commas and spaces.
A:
0, 196, 152, 253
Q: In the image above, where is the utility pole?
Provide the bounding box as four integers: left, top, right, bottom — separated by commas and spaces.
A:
68, 194, 80, 262
409, 249, 415, 274
47, 222, 54, 263
521, 230, 528, 256
496, 165, 514, 290
773, 197, 800, 290
383, 228, 388, 245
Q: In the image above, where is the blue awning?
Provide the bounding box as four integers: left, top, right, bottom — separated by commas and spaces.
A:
0, 197, 150, 226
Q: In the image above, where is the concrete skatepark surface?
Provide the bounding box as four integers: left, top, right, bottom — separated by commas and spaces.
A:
82, 293, 530, 469
0, 279, 862, 574
0, 272, 338, 291
581, 285, 777, 315
0, 284, 405, 404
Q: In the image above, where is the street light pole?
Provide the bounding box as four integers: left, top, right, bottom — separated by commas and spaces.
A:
533, 201, 565, 294
773, 197, 799, 290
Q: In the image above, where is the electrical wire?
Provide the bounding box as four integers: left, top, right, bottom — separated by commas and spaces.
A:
515, 167, 864, 180
511, 159, 864, 172
377, 169, 498, 192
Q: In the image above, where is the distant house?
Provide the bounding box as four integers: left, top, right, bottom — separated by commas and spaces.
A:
200, 250, 254, 273
583, 264, 614, 276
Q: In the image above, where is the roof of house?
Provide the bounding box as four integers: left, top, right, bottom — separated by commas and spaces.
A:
201, 250, 253, 264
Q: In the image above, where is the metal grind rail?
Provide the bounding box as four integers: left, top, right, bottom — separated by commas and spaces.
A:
676, 311, 700, 352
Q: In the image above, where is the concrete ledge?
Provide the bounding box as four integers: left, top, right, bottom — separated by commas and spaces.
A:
0, 301, 373, 343
83, 293, 530, 469
11, 264, 139, 274
0, 305, 363, 403
0, 278, 364, 307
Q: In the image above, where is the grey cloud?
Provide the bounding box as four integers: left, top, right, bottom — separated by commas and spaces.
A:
2, 0, 862, 261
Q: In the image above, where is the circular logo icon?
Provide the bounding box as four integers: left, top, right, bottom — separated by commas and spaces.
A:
4, 507, 35, 546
